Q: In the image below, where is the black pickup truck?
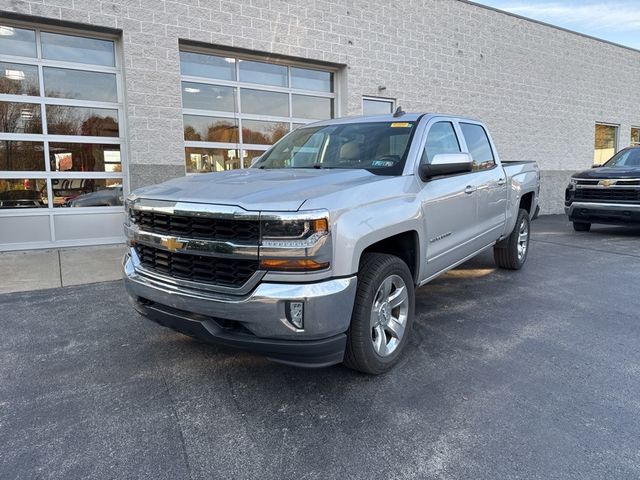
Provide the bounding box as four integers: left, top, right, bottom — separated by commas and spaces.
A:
565, 146, 640, 231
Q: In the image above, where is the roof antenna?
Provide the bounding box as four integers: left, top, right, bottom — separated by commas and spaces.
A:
393, 106, 405, 117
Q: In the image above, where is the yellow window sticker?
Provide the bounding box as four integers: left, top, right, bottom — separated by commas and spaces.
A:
390, 122, 410, 128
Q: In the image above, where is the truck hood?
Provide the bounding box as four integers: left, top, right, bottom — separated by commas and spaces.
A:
573, 166, 640, 179
133, 168, 395, 211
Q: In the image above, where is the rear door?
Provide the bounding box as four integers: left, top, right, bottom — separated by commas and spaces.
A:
419, 120, 482, 278
459, 122, 507, 245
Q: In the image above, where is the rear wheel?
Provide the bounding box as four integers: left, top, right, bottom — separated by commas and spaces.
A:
494, 208, 530, 270
344, 253, 415, 374
572, 221, 591, 232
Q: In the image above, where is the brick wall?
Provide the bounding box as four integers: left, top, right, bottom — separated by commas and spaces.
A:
2, 0, 639, 213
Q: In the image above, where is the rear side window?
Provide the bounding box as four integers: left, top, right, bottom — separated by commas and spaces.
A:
423, 121, 460, 163
460, 123, 495, 170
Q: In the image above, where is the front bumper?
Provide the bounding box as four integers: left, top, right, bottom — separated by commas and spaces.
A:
123, 250, 357, 367
565, 202, 640, 225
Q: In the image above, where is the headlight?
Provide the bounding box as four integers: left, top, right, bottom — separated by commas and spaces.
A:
259, 211, 331, 271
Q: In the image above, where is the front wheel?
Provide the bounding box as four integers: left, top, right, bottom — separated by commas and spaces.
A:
344, 253, 415, 374
494, 208, 530, 270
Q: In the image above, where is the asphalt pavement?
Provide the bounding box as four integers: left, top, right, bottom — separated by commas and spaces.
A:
1, 215, 639, 479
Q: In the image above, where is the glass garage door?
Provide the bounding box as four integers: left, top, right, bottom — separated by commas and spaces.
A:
0, 24, 125, 250
179, 48, 337, 173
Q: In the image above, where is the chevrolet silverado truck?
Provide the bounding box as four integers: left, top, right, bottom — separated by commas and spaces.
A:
123, 113, 539, 374
565, 146, 640, 231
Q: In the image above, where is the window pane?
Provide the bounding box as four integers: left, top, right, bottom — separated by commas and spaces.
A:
49, 143, 121, 172
46, 105, 119, 137
0, 102, 42, 133
363, 98, 393, 116
180, 52, 236, 80
0, 62, 39, 95
291, 67, 332, 92
0, 178, 47, 209
185, 147, 241, 173
631, 127, 639, 146
292, 94, 332, 119
52, 178, 122, 207
240, 88, 289, 117
460, 123, 495, 170
594, 124, 618, 166
183, 115, 238, 142
0, 26, 36, 58
424, 122, 460, 163
0, 141, 45, 171
181, 82, 236, 112
41, 32, 115, 67
242, 120, 289, 145
243, 149, 267, 168
239, 60, 287, 87
44, 67, 117, 102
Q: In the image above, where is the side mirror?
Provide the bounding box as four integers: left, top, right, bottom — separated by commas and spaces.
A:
591, 164, 600, 168
419, 153, 473, 181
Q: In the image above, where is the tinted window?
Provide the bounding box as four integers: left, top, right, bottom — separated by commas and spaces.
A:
180, 52, 236, 80
291, 67, 332, 92
604, 148, 640, 168
292, 94, 332, 119
239, 60, 287, 87
240, 88, 289, 117
423, 122, 460, 163
363, 98, 393, 116
43, 67, 117, 102
183, 115, 238, 142
0, 142, 45, 171
41, 32, 115, 67
0, 62, 39, 95
0, 26, 36, 58
0, 102, 42, 133
46, 105, 119, 137
460, 123, 495, 170
181, 82, 236, 112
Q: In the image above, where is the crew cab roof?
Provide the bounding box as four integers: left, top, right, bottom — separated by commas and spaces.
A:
306, 113, 484, 127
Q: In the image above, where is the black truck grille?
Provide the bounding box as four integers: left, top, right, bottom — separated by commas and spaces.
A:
574, 188, 640, 203
130, 210, 259, 242
134, 244, 258, 287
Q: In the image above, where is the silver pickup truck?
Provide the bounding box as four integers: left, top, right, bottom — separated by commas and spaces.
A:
123, 113, 539, 374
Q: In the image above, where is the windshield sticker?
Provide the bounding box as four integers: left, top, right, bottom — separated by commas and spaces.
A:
390, 122, 410, 128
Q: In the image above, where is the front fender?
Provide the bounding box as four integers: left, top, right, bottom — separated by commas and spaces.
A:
331, 196, 423, 277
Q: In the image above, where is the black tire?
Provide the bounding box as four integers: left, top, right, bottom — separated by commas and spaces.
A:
572, 221, 591, 232
494, 208, 531, 270
344, 253, 415, 375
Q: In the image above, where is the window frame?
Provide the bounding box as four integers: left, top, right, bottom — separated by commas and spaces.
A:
631, 126, 640, 147
594, 122, 619, 166
0, 19, 127, 248
362, 96, 395, 116
179, 45, 340, 172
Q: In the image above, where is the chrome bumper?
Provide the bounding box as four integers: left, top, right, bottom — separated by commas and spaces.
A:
122, 249, 357, 341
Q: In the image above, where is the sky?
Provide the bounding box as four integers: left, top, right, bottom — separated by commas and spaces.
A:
470, 0, 640, 50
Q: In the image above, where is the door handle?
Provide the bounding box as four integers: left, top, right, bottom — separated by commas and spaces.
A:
497, 178, 506, 186
464, 185, 477, 194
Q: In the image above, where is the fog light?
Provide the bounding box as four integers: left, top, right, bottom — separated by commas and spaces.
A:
286, 301, 304, 330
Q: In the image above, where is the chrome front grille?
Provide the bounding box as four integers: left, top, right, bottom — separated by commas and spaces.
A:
130, 209, 259, 242
134, 244, 258, 287
127, 200, 261, 291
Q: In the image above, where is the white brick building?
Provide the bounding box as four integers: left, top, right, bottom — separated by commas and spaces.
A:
1, 0, 639, 250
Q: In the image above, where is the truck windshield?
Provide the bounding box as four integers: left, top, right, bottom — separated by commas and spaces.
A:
603, 148, 640, 168
252, 121, 417, 175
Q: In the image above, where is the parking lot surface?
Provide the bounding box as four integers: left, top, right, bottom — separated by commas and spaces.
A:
1, 216, 639, 480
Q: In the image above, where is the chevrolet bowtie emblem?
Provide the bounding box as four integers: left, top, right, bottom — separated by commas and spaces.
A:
598, 179, 615, 187
161, 236, 184, 252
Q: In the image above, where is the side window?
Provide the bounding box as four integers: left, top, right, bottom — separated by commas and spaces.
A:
423, 121, 460, 163
460, 123, 495, 170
